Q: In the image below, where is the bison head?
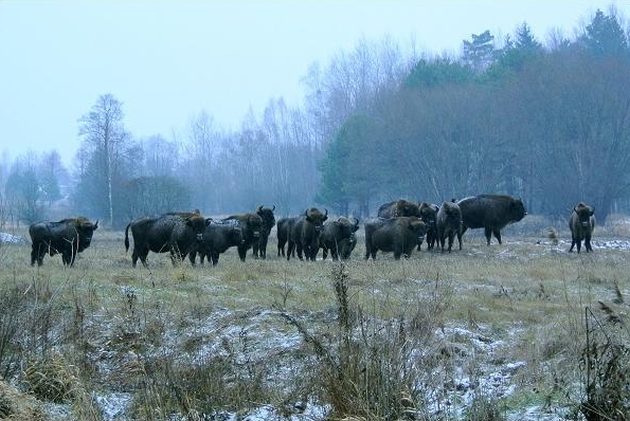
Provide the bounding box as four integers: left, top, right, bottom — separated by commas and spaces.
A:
419, 202, 438, 226
256, 205, 276, 233
510, 198, 527, 223
305, 207, 328, 232
396, 199, 421, 217
186, 215, 211, 242
408, 218, 428, 242
75, 218, 99, 252
574, 203, 594, 228
248, 214, 264, 238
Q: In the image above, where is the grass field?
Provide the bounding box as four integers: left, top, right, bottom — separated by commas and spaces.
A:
0, 225, 628, 420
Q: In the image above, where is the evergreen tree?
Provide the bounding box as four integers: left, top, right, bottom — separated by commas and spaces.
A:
582, 9, 628, 56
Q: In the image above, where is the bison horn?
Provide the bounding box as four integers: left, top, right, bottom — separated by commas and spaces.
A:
353, 217, 359, 227
304, 209, 309, 217
94, 220, 99, 229
257, 205, 263, 213
324, 208, 328, 217
272, 204, 276, 211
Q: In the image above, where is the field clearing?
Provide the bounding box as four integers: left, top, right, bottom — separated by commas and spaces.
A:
0, 226, 629, 420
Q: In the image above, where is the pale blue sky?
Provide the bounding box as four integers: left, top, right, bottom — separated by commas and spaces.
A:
1, 1, 628, 165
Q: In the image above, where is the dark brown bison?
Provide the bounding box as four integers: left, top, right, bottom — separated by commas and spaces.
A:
124, 212, 210, 267
189, 220, 244, 265
29, 217, 99, 266
437, 201, 462, 253
222, 213, 264, 261
364, 216, 427, 260
569, 202, 595, 253
252, 205, 276, 259
457, 194, 527, 245
288, 208, 328, 261
320, 217, 360, 261
377, 199, 422, 218
418, 202, 439, 250
277, 217, 297, 258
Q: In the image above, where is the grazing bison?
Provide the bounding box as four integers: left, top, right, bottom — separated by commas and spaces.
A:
569, 202, 595, 253
124, 212, 210, 267
418, 202, 439, 250
189, 220, 244, 265
458, 194, 527, 245
364, 216, 427, 260
377, 199, 422, 218
277, 217, 297, 258
222, 213, 264, 261
252, 205, 276, 259
437, 201, 462, 253
288, 208, 328, 261
320, 217, 360, 261
29, 217, 99, 266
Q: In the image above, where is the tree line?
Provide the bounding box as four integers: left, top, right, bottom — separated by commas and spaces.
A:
1, 8, 629, 229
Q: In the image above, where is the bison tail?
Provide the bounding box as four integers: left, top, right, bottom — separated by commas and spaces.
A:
124, 222, 131, 252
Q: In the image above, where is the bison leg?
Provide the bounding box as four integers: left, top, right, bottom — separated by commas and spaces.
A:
457, 231, 463, 250
286, 240, 295, 261
189, 251, 198, 266
493, 229, 502, 245
576, 239, 582, 254
568, 239, 576, 253
585, 236, 593, 252
252, 241, 260, 259
259, 236, 268, 259
211, 253, 219, 266
61, 250, 72, 266
237, 245, 247, 262
295, 242, 304, 261
484, 227, 492, 245
31, 244, 41, 266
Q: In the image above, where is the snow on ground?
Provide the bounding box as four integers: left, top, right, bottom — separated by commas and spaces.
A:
0, 232, 25, 244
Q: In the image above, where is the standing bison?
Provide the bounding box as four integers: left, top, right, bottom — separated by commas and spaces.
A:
222, 213, 264, 262
458, 194, 527, 245
569, 202, 595, 253
124, 212, 209, 267
418, 202, 439, 250
277, 217, 297, 258
287, 208, 328, 261
320, 217, 360, 261
377, 199, 421, 218
29, 217, 99, 266
436, 201, 462, 253
364, 217, 427, 260
252, 205, 276, 259
189, 220, 244, 265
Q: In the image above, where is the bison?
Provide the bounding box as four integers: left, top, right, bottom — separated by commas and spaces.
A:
436, 201, 462, 253
320, 217, 360, 261
418, 202, 439, 250
287, 208, 328, 261
222, 213, 264, 261
569, 202, 595, 253
124, 212, 210, 267
252, 205, 276, 259
458, 194, 527, 245
29, 217, 99, 266
377, 199, 422, 218
277, 217, 297, 258
189, 219, 244, 265
364, 216, 427, 260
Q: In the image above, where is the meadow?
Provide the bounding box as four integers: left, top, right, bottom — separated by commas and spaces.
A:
0, 221, 628, 420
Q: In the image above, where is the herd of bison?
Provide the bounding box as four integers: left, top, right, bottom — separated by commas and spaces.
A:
27, 194, 598, 267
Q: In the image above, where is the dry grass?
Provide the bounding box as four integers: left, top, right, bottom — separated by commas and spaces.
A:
0, 227, 629, 419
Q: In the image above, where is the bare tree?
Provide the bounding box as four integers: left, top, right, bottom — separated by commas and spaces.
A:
78, 94, 130, 227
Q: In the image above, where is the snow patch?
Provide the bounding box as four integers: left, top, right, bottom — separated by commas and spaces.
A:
0, 232, 25, 244
94, 392, 133, 420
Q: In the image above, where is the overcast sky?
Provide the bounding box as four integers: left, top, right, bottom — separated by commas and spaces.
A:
1, 0, 628, 166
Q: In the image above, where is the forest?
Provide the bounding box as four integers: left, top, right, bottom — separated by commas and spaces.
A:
2, 9, 630, 228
